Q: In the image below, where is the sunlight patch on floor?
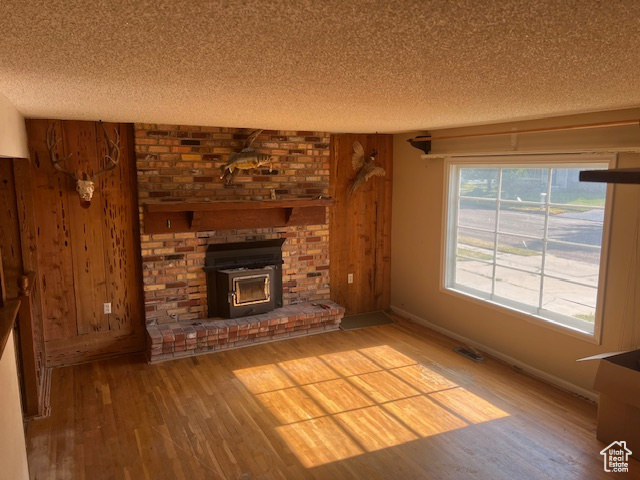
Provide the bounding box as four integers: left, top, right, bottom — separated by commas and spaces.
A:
430, 387, 510, 424
303, 378, 374, 414
275, 417, 365, 468
234, 345, 510, 467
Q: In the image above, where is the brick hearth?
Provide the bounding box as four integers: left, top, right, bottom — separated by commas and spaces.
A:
147, 301, 344, 363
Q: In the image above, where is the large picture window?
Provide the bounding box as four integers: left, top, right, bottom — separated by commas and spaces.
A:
444, 155, 613, 338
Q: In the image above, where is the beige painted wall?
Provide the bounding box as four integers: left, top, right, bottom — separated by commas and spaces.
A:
0, 331, 30, 480
0, 91, 30, 478
392, 108, 640, 394
0, 91, 28, 159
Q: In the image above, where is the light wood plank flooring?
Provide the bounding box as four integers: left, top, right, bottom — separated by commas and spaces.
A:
25, 316, 638, 479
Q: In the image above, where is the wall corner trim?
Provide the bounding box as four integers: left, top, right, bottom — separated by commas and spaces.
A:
0, 92, 28, 159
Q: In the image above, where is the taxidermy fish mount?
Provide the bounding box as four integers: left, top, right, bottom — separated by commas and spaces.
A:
348, 141, 385, 197
220, 129, 276, 185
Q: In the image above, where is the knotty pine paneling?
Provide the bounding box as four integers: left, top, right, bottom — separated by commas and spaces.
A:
13, 158, 46, 378
65, 121, 109, 334
329, 134, 392, 314
0, 160, 23, 298
1, 158, 47, 416
27, 120, 77, 342
26, 120, 144, 366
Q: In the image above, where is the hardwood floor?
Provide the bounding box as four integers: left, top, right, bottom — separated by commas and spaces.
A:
26, 316, 638, 479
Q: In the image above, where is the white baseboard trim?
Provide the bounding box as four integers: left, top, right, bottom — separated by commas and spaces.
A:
390, 305, 598, 403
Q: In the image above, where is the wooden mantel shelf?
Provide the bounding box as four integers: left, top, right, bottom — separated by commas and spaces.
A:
143, 197, 334, 234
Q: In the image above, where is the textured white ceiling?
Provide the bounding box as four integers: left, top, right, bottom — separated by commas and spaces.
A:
1, 0, 639, 133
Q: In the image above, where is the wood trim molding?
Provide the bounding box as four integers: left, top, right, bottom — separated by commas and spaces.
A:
0, 246, 5, 306
16, 272, 41, 416
0, 299, 20, 357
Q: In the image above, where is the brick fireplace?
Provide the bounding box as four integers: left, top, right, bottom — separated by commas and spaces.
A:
135, 124, 344, 362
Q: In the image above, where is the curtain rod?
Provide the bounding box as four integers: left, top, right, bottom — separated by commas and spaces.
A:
412, 119, 640, 142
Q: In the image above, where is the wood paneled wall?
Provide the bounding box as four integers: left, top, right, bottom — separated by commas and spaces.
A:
25, 120, 144, 366
1, 158, 47, 415
0, 161, 23, 298
329, 134, 392, 314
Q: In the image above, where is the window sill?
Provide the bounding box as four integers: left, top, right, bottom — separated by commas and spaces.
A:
439, 285, 601, 345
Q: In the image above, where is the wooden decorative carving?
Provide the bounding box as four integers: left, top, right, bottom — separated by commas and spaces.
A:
18, 274, 30, 297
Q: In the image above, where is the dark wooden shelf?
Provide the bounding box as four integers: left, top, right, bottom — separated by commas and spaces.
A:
143, 198, 334, 234
580, 168, 640, 184
145, 198, 333, 212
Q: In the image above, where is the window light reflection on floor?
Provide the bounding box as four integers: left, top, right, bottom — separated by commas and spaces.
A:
233, 345, 509, 468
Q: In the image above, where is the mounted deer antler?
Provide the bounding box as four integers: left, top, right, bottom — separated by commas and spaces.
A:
46, 123, 74, 179
97, 121, 120, 177
47, 121, 120, 206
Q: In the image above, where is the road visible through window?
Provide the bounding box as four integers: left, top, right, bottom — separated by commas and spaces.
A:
445, 158, 611, 336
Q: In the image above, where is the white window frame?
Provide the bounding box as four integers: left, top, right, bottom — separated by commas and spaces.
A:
441, 153, 615, 344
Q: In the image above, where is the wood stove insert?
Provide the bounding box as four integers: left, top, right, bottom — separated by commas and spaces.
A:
204, 239, 285, 318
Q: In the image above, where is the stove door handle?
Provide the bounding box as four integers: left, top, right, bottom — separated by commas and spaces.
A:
264, 276, 271, 299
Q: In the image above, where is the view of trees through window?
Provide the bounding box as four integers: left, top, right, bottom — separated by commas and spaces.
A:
446, 161, 609, 335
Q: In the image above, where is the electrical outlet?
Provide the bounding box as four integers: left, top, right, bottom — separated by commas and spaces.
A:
103, 302, 111, 314
348, 273, 354, 284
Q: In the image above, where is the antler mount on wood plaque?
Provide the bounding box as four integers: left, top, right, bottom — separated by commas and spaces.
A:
47, 121, 121, 208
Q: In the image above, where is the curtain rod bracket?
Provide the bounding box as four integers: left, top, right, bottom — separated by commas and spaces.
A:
407, 133, 431, 154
